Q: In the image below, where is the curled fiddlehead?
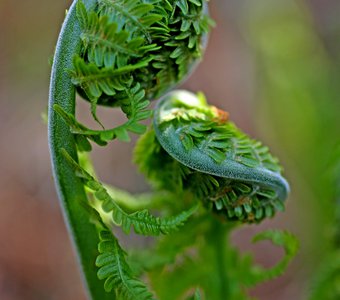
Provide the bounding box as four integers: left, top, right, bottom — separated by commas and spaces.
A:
55, 0, 213, 144
135, 90, 289, 222
132, 91, 296, 299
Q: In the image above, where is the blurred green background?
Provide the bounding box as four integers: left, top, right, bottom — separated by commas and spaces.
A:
0, 0, 339, 299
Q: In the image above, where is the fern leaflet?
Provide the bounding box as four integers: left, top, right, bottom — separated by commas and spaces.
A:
54, 82, 152, 146
98, 0, 163, 41
96, 229, 155, 298
79, 5, 160, 69
61, 149, 197, 235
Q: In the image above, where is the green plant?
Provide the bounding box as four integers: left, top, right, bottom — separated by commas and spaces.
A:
48, 0, 298, 299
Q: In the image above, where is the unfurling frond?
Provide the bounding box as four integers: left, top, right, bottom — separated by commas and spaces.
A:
136, 90, 288, 223
55, 0, 213, 139
61, 148, 197, 236
243, 230, 299, 286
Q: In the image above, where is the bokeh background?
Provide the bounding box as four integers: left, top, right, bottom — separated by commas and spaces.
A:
0, 0, 339, 299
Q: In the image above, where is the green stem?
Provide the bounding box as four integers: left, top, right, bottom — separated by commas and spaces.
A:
206, 220, 238, 300
48, 1, 114, 299
212, 220, 230, 299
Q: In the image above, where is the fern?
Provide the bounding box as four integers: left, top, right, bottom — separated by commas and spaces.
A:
158, 100, 281, 170
135, 128, 285, 223
54, 82, 152, 146
244, 230, 299, 286
136, 91, 288, 223
75, 0, 211, 103
55, 0, 213, 145
49, 1, 297, 299
61, 148, 197, 235
96, 229, 155, 298
145, 219, 298, 300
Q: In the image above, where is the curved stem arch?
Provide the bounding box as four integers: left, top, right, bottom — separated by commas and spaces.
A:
48, 0, 115, 298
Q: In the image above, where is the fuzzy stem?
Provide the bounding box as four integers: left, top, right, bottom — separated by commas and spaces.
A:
48, 1, 114, 299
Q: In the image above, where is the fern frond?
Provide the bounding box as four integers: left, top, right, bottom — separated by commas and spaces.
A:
68, 0, 213, 134
73, 0, 208, 141
71, 54, 152, 123
54, 82, 152, 146
75, 0, 211, 101
242, 230, 299, 287
61, 149, 197, 235
135, 124, 285, 223
168, 113, 281, 171
96, 229, 155, 298
135, 90, 289, 223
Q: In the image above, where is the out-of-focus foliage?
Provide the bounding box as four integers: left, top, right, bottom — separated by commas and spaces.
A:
237, 0, 340, 298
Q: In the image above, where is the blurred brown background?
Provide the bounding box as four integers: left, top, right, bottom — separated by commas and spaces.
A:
0, 0, 339, 299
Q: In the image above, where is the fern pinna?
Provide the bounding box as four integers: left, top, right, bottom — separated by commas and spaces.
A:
48, 0, 297, 299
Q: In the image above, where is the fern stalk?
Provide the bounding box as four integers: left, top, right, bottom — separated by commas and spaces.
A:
48, 1, 114, 298
208, 221, 232, 299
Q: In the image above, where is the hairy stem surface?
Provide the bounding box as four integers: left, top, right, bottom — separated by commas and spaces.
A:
48, 1, 114, 299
